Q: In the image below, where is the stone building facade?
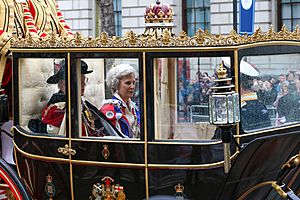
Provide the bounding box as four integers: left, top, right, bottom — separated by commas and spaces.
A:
56, 0, 95, 36
56, 0, 277, 37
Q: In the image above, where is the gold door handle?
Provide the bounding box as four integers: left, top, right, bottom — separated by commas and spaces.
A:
272, 182, 287, 199
282, 153, 299, 169
58, 144, 76, 156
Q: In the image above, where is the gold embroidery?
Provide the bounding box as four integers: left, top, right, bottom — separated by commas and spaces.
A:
241, 92, 258, 106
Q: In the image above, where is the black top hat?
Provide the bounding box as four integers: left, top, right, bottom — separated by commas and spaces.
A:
47, 60, 93, 84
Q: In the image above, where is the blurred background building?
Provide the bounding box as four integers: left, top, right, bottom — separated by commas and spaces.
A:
55, 0, 298, 37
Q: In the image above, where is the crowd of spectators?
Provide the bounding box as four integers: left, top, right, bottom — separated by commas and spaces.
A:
178, 71, 215, 122
178, 70, 300, 125
254, 71, 300, 125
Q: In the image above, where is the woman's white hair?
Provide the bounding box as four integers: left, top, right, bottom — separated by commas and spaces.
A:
106, 64, 137, 93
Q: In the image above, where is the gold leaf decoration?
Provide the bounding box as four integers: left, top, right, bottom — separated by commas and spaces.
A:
292, 25, 300, 40
162, 29, 172, 46
193, 28, 206, 45
176, 31, 190, 46
9, 25, 300, 48
226, 29, 241, 45
250, 27, 264, 43
266, 25, 276, 41
99, 32, 109, 47
125, 31, 139, 46
277, 25, 291, 40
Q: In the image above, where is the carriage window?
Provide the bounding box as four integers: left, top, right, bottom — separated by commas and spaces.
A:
79, 58, 140, 139
154, 57, 226, 140
19, 58, 66, 137
240, 54, 300, 132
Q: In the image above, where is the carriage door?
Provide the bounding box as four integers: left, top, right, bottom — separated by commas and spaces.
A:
68, 52, 146, 200
146, 50, 240, 200
13, 52, 72, 199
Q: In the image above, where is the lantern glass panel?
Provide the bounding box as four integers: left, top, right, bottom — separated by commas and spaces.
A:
209, 96, 213, 124
211, 95, 228, 124
232, 93, 240, 123
227, 94, 234, 123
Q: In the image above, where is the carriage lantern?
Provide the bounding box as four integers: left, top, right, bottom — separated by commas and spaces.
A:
209, 63, 240, 173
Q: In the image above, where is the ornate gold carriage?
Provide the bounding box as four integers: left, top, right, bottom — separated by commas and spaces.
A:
6, 25, 300, 200
0, 0, 299, 200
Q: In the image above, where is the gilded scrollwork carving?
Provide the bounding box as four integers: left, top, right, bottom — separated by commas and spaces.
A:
124, 30, 143, 47
10, 25, 300, 49
99, 32, 109, 47
57, 144, 76, 156
249, 27, 264, 43
265, 25, 276, 41
175, 31, 190, 46
161, 29, 172, 46
277, 25, 290, 40
192, 29, 207, 45
49, 32, 59, 47
226, 30, 242, 45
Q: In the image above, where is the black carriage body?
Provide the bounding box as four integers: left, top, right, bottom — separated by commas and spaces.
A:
10, 33, 300, 200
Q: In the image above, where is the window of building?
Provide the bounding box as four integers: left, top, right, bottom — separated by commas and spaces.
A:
279, 0, 300, 31
183, 0, 210, 36
114, 0, 122, 36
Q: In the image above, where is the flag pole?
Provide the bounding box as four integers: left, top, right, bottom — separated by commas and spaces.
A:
233, 0, 238, 31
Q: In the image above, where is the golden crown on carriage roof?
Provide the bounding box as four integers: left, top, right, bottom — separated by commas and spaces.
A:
144, 0, 174, 24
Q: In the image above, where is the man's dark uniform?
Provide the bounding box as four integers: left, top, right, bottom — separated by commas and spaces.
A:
241, 92, 271, 131
28, 60, 122, 137
28, 61, 91, 135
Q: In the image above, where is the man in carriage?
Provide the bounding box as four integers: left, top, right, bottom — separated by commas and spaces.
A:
26, 59, 110, 137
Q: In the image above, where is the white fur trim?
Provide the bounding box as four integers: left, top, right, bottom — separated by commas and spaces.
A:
102, 99, 120, 106
116, 113, 122, 120
47, 125, 60, 135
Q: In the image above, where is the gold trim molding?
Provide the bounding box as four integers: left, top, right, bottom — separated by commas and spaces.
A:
10, 25, 300, 48
237, 181, 275, 200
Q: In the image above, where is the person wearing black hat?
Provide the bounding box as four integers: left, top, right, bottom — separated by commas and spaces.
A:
239, 61, 271, 131
28, 60, 93, 135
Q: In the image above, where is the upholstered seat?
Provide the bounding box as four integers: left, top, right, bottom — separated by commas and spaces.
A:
20, 58, 57, 127
19, 58, 105, 128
